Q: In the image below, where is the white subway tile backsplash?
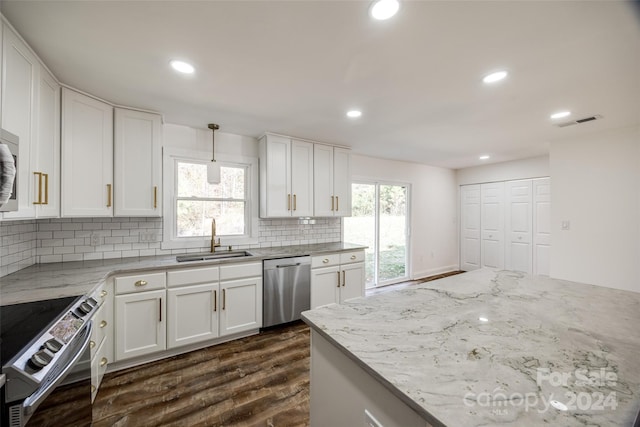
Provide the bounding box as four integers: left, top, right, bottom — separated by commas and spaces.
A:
1, 216, 342, 276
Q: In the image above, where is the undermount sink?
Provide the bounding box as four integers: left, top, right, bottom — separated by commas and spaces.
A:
176, 251, 254, 262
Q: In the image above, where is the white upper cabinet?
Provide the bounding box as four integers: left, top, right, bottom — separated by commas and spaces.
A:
114, 108, 162, 217
259, 134, 313, 217
1, 24, 39, 219
61, 88, 113, 217
314, 144, 351, 217
34, 68, 60, 218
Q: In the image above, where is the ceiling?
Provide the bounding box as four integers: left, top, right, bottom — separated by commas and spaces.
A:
2, 1, 639, 169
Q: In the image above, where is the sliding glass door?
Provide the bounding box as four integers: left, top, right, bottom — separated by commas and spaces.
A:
344, 182, 409, 288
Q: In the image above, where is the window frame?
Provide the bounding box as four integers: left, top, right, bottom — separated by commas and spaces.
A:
162, 147, 259, 250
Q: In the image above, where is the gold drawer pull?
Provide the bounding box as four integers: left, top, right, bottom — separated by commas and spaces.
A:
350, 255, 356, 260
100, 290, 108, 298
100, 320, 107, 328
90, 340, 96, 349
134, 280, 148, 287
153, 186, 158, 209
100, 357, 108, 367
323, 259, 329, 264
106, 184, 112, 208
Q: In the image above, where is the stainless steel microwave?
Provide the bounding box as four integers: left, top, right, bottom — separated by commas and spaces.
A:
0, 129, 19, 212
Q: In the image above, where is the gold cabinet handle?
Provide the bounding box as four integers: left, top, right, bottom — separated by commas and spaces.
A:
331, 195, 334, 211
100, 290, 108, 298
43, 173, 49, 205
336, 271, 340, 288
100, 320, 107, 328
213, 290, 217, 312
89, 340, 96, 349
134, 280, 147, 287
323, 258, 329, 264
336, 196, 339, 211
33, 172, 43, 204
100, 357, 108, 367
342, 271, 346, 287
153, 186, 158, 209
350, 255, 356, 260
107, 184, 112, 207
222, 289, 226, 310
293, 194, 297, 211
287, 194, 291, 211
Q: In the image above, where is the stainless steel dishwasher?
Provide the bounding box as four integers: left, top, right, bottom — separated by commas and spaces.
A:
263, 256, 311, 327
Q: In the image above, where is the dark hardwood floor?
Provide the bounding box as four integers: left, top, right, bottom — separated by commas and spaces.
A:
73, 270, 463, 427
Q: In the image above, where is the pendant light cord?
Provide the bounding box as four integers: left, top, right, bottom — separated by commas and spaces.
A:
208, 123, 219, 162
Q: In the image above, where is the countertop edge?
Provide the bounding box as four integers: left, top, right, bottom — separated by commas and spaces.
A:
301, 311, 447, 427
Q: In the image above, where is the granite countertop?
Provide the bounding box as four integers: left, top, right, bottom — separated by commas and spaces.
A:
0, 242, 365, 306
302, 269, 640, 426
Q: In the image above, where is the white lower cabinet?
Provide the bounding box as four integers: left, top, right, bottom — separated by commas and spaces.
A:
114, 271, 167, 361
220, 262, 263, 336
167, 266, 220, 349
311, 251, 365, 309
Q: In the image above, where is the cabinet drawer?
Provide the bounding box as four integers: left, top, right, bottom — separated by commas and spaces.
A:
340, 251, 365, 265
220, 262, 262, 280
91, 337, 109, 403
312, 253, 340, 268
167, 266, 219, 287
90, 303, 109, 359
115, 272, 166, 294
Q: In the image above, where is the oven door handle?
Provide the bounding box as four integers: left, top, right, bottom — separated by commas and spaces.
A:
22, 320, 93, 416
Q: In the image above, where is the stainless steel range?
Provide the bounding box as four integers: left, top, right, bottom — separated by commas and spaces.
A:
1, 295, 99, 426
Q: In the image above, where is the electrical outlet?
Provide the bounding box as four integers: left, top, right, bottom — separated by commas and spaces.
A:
140, 232, 158, 242
90, 233, 100, 246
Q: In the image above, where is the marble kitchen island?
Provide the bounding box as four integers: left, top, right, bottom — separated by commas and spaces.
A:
301, 269, 640, 427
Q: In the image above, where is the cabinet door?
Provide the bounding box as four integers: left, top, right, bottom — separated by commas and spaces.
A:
61, 88, 113, 217
332, 147, 351, 217
114, 108, 162, 217
290, 139, 314, 216
34, 68, 60, 218
260, 135, 291, 217
480, 182, 504, 269
311, 266, 340, 309
220, 276, 262, 336
313, 144, 334, 217
460, 184, 481, 271
115, 289, 166, 361
505, 180, 533, 274
340, 262, 364, 303
532, 178, 551, 276
167, 283, 219, 348
1, 26, 39, 219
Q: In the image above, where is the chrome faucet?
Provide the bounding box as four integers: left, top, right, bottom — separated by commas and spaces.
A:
211, 219, 221, 252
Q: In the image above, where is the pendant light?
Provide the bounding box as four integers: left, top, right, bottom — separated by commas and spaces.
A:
207, 123, 221, 184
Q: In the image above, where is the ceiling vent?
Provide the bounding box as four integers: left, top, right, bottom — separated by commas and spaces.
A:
555, 114, 603, 128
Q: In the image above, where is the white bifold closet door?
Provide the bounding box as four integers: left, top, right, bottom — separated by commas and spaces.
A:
480, 182, 505, 269
461, 178, 550, 276
460, 184, 481, 271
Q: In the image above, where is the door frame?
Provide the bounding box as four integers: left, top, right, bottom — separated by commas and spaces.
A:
344, 179, 411, 288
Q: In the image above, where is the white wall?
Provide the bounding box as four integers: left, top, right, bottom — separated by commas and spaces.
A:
457, 156, 549, 186
351, 155, 458, 279
163, 123, 258, 157
550, 125, 640, 293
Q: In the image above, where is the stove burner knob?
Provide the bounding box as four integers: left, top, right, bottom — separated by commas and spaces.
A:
43, 338, 63, 353
76, 302, 93, 315
29, 349, 54, 370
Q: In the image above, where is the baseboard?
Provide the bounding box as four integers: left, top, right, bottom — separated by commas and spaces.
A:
411, 265, 459, 280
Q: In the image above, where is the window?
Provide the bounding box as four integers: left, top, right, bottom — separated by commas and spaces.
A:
163, 148, 258, 249
176, 162, 247, 237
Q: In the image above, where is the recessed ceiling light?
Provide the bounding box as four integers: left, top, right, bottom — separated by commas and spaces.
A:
550, 111, 571, 119
479, 155, 490, 160
170, 60, 195, 74
482, 71, 508, 84
347, 110, 362, 118
370, 0, 400, 20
